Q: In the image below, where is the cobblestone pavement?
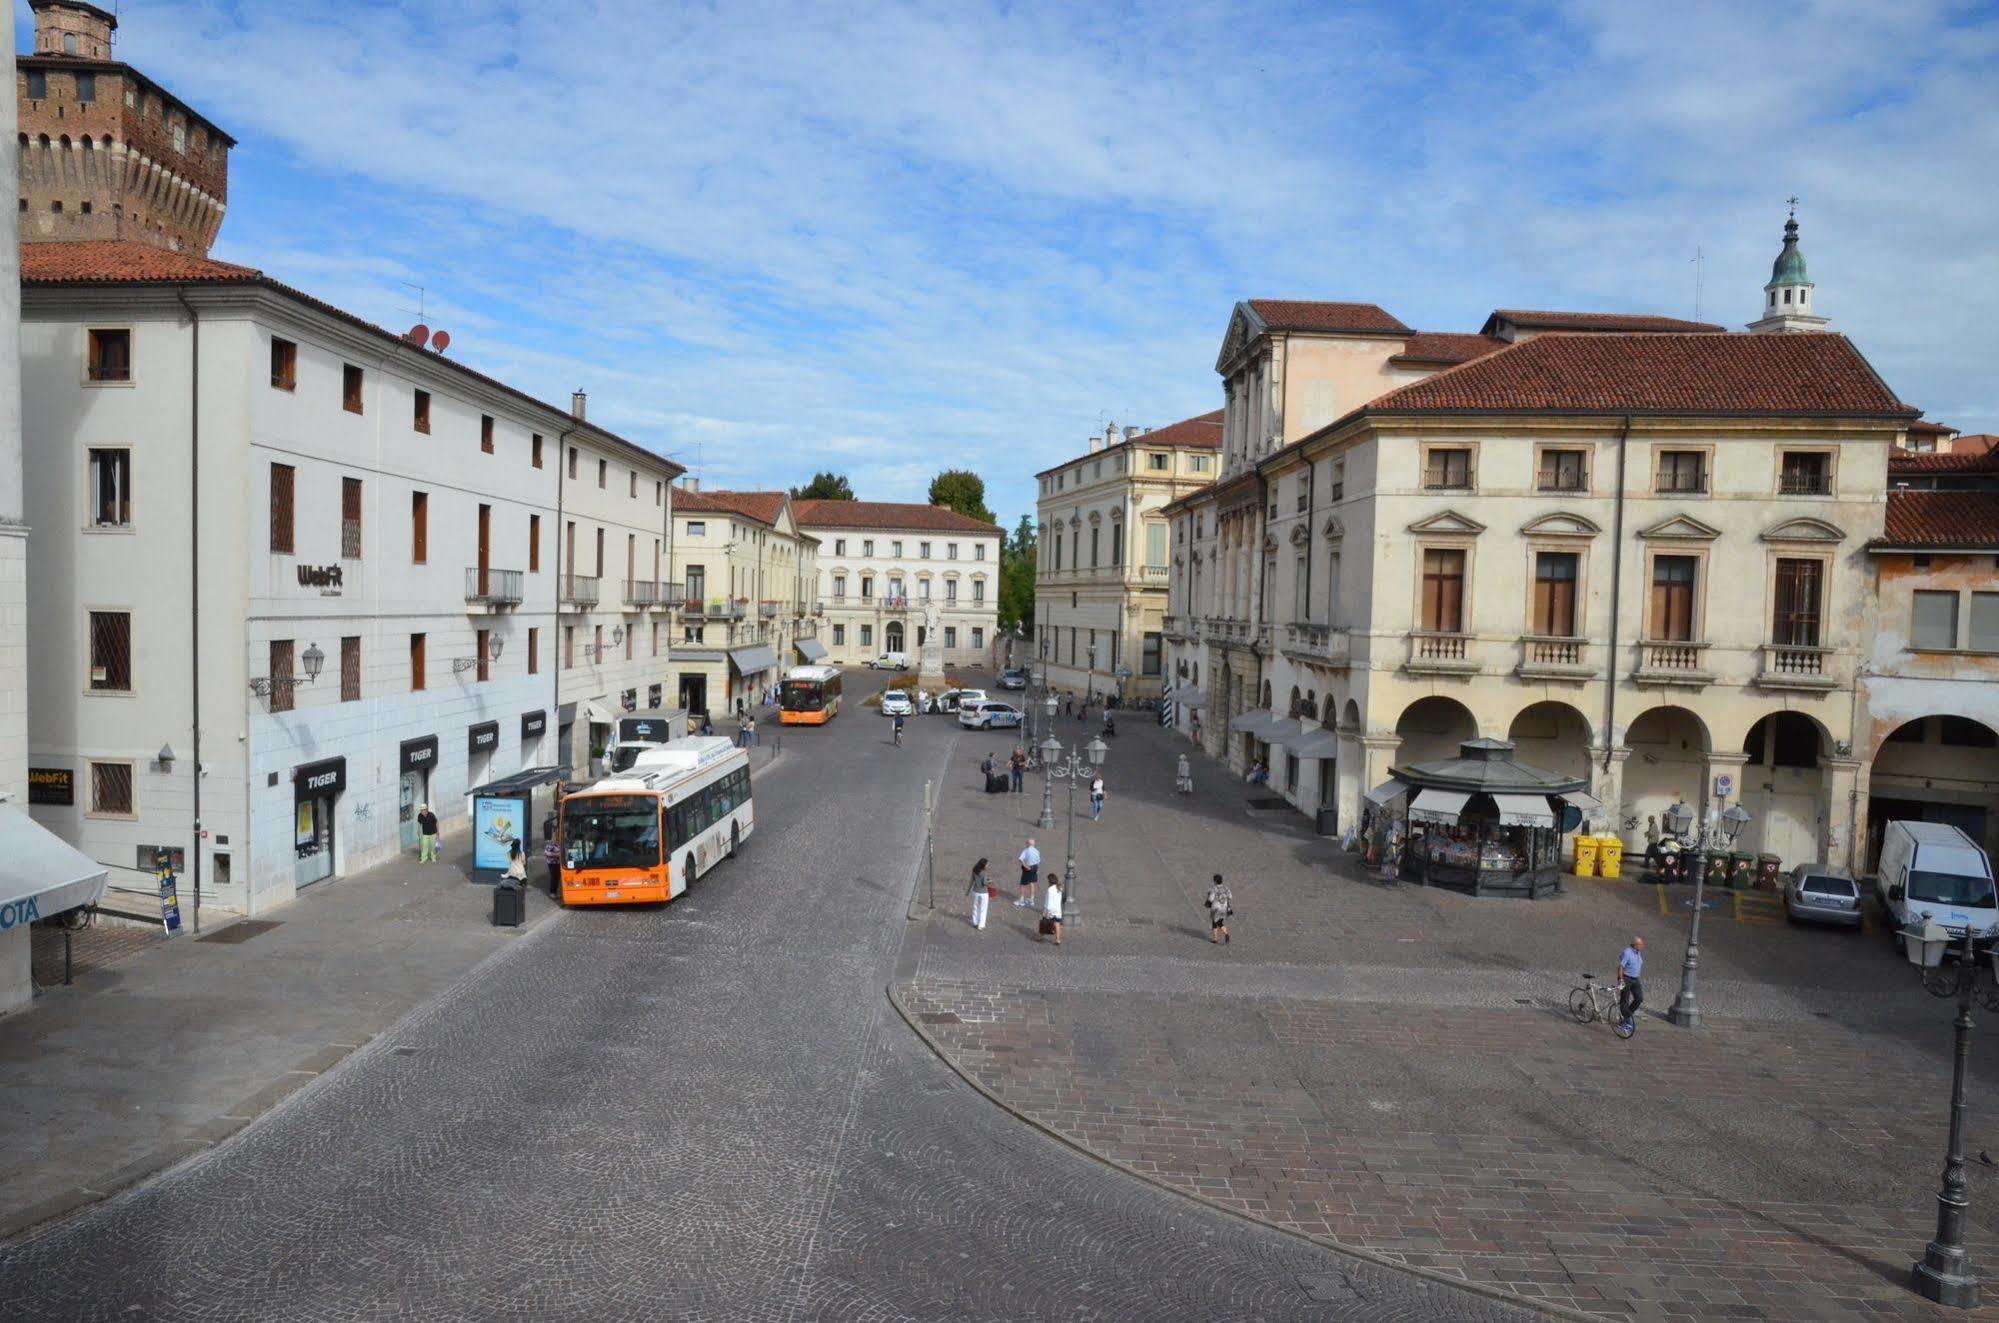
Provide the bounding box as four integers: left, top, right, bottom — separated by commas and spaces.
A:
0, 672, 1532, 1322
906, 708, 1999, 1322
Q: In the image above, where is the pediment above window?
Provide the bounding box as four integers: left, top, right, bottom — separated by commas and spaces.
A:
1288, 523, 1310, 546
1261, 533, 1278, 553
1087, 510, 1102, 525
1636, 514, 1722, 542
1405, 510, 1486, 537
1760, 516, 1846, 544
1067, 513, 1082, 529
1321, 516, 1345, 541
1519, 512, 1603, 539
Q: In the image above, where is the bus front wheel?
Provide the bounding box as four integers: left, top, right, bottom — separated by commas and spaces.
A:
686, 854, 698, 890
729, 823, 741, 859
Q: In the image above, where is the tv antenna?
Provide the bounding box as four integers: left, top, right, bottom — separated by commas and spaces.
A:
1690, 246, 1704, 322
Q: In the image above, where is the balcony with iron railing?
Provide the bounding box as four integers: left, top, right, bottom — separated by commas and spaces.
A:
1282, 622, 1350, 667
760, 600, 779, 619
1632, 639, 1712, 686
559, 574, 600, 609
1778, 470, 1833, 496
624, 579, 659, 607
1405, 630, 1480, 674
1757, 642, 1839, 690
1516, 634, 1595, 680
465, 566, 524, 610
657, 582, 686, 610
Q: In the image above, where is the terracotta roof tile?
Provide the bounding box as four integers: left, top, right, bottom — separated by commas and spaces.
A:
21, 241, 261, 283
1366, 333, 1914, 417
1033, 410, 1222, 479
1907, 419, 1955, 436
1246, 299, 1410, 335
791, 500, 1001, 534
674, 489, 788, 525
1888, 449, 1999, 474
1877, 491, 1999, 549
1388, 332, 1507, 367
19, 242, 680, 477
1484, 309, 1727, 334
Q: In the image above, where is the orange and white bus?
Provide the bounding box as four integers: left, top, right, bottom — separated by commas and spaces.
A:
779, 665, 843, 725
557, 737, 753, 906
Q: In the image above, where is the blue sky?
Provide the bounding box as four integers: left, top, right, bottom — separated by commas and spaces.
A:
29, 0, 1998, 531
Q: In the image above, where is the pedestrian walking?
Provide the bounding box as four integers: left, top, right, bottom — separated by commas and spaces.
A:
1016, 838, 1041, 907
1205, 873, 1233, 944
1190, 713, 1202, 745
1039, 877, 1063, 945
416, 804, 440, 863
1175, 753, 1193, 795
544, 832, 562, 897
1617, 935, 1646, 1032
1063, 693, 1073, 717
967, 857, 991, 930
1009, 748, 1026, 793
1089, 774, 1105, 820
892, 713, 905, 746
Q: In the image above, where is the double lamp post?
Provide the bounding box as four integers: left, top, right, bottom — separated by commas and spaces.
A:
1037, 690, 1106, 927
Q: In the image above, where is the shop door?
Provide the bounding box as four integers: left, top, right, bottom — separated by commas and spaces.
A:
295, 794, 336, 888
399, 770, 427, 850
1319, 759, 1337, 809
679, 674, 707, 717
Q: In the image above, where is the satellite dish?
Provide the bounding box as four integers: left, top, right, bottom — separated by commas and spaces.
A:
403, 324, 429, 347
430, 329, 451, 353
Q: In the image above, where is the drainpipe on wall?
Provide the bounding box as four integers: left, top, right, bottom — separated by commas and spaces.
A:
1601, 417, 1633, 778
174, 287, 202, 933
555, 413, 579, 772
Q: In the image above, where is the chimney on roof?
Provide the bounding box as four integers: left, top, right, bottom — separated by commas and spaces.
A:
1122, 425, 1141, 444
1087, 433, 1102, 454
571, 390, 587, 421
681, 477, 699, 492
1106, 424, 1119, 449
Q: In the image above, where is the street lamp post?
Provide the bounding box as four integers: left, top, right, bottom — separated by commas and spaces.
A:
1037, 724, 1108, 926
1038, 695, 1059, 830
1665, 799, 1753, 1029
1901, 920, 1994, 1309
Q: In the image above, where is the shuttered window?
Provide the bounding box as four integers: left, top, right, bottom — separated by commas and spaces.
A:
341, 636, 361, 702
269, 463, 295, 553
1912, 591, 1959, 650
1533, 553, 1578, 636
1650, 556, 1697, 641
410, 633, 426, 691
343, 364, 365, 414
1420, 549, 1465, 632
411, 491, 428, 564
529, 515, 541, 572
1772, 558, 1822, 647
341, 477, 363, 559
269, 639, 295, 712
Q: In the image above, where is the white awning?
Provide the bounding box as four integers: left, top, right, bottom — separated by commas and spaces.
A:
1288, 728, 1341, 758
1363, 780, 1408, 808
1177, 690, 1209, 709
581, 700, 617, 726
0, 806, 108, 924
1265, 718, 1305, 744
1227, 711, 1269, 735
728, 645, 780, 677
1561, 791, 1606, 823
1492, 792, 1556, 828
1408, 788, 1473, 826
794, 637, 828, 662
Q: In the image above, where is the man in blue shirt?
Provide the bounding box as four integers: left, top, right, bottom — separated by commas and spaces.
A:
1617, 936, 1645, 1031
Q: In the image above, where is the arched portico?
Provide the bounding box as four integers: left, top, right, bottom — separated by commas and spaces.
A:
1394, 696, 1478, 768
1739, 712, 1831, 864
1508, 702, 1593, 782
1621, 706, 1710, 850
1866, 716, 1999, 866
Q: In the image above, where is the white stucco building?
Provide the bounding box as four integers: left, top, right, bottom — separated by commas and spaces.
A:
666, 485, 823, 719
795, 501, 1003, 669
18, 241, 680, 918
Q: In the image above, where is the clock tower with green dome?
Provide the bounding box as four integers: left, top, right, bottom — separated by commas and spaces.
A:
1748, 199, 1830, 334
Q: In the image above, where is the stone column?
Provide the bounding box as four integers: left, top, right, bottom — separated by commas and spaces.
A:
1590, 744, 1632, 847
1822, 756, 1863, 875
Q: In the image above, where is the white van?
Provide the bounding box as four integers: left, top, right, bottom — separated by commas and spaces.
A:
1877, 821, 1998, 948
870, 652, 910, 671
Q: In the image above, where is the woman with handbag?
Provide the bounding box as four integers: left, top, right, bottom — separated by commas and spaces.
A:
1039, 877, 1063, 945
1205, 873, 1233, 945
967, 857, 991, 931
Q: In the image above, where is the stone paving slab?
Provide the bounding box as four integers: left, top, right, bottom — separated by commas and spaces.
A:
908, 714, 1999, 1322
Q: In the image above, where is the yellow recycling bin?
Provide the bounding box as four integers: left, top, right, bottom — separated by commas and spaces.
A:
1597, 837, 1624, 879
1572, 835, 1599, 878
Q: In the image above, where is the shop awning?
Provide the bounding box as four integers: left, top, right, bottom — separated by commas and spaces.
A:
469, 766, 571, 798
794, 637, 828, 662
0, 806, 107, 922
1265, 718, 1305, 744
1169, 687, 1209, 708
1226, 711, 1269, 735
1491, 792, 1556, 828
1561, 791, 1606, 821
581, 700, 617, 726
1408, 788, 1472, 825
1288, 728, 1341, 758
728, 645, 779, 677
1363, 780, 1407, 808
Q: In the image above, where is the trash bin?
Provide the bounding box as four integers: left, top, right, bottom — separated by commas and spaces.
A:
1757, 852, 1782, 890
492, 880, 524, 927
1572, 836, 1599, 878
1597, 837, 1624, 879
1656, 849, 1683, 883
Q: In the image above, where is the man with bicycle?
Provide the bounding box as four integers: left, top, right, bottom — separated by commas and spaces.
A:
1617, 935, 1645, 1033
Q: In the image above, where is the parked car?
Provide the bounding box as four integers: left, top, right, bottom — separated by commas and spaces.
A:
879, 690, 914, 717
869, 651, 910, 671
931, 688, 988, 714
959, 701, 1024, 730
1785, 864, 1863, 929
1876, 820, 1997, 950
998, 669, 1027, 690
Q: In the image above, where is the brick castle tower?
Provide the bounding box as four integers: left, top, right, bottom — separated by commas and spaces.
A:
15, 0, 233, 254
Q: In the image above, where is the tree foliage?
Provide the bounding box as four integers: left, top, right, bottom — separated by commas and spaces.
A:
789, 472, 854, 501
927, 469, 995, 525
999, 513, 1037, 635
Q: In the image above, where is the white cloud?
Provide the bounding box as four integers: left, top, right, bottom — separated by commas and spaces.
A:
101, 0, 1999, 524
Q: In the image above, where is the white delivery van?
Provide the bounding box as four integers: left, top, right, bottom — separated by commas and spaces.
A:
1877, 820, 1998, 949
870, 652, 910, 671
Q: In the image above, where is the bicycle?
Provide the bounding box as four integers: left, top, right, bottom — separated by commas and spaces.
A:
1569, 972, 1636, 1038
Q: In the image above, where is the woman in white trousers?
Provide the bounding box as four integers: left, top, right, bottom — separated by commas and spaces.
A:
967, 857, 991, 930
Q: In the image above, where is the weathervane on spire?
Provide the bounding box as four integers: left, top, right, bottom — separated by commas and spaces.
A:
1786, 195, 1799, 220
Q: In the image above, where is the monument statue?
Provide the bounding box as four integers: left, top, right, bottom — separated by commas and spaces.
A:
917, 600, 947, 688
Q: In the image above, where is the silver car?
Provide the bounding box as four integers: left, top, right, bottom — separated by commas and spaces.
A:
1786, 864, 1863, 929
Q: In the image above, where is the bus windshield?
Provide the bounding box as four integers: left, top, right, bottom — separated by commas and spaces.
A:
563, 795, 660, 871
1909, 869, 1998, 909
780, 681, 824, 712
